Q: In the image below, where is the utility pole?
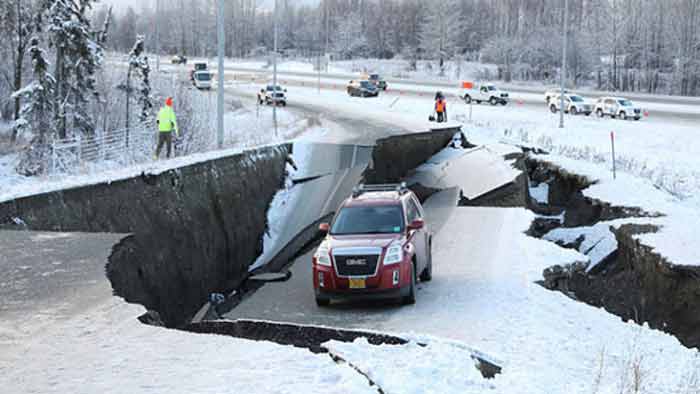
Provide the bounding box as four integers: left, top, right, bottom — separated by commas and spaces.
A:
559, 0, 568, 129
155, 0, 160, 73
324, 0, 330, 56
273, 0, 278, 136
216, 0, 225, 148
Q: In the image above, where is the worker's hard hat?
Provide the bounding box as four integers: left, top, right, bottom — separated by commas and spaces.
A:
165, 97, 173, 107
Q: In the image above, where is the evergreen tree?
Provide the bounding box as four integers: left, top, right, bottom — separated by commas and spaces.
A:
43, 0, 103, 138
12, 36, 56, 175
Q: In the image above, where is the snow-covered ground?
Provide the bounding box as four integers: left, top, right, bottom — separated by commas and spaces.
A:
0, 299, 381, 394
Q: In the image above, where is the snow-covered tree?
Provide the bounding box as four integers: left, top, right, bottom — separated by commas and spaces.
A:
126, 36, 153, 126
418, 0, 463, 75
1, 0, 39, 141
332, 10, 368, 59
12, 37, 56, 175
43, 0, 103, 138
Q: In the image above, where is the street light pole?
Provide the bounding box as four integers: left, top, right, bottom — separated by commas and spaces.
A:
155, 0, 160, 73
273, 0, 278, 136
216, 0, 225, 148
559, 0, 568, 129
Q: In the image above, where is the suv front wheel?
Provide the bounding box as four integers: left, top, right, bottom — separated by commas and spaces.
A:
420, 241, 433, 282
596, 108, 604, 118
402, 261, 417, 305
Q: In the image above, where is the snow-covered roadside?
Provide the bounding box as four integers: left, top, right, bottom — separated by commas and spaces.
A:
0, 107, 323, 204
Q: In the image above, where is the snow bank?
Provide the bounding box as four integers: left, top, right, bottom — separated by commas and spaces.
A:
324, 337, 493, 393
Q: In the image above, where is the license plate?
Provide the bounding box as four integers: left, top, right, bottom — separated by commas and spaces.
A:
349, 278, 366, 289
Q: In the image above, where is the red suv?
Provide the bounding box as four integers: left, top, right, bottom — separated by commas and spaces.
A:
312, 184, 432, 306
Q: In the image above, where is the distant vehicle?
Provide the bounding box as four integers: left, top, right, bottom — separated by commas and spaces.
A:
549, 93, 593, 116
192, 71, 213, 90
312, 183, 432, 306
347, 80, 379, 97
594, 97, 642, 120
171, 55, 187, 65
190, 62, 208, 81
544, 88, 569, 104
367, 74, 387, 91
264, 84, 287, 106
459, 81, 509, 105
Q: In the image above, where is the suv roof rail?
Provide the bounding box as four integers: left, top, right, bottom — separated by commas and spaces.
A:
352, 182, 408, 198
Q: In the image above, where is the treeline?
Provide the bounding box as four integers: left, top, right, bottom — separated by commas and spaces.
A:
96, 0, 700, 96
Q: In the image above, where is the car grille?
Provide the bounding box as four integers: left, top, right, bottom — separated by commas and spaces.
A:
334, 254, 379, 277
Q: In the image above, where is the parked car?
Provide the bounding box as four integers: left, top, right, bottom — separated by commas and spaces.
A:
347, 80, 379, 97
548, 93, 593, 115
312, 183, 432, 306
544, 88, 569, 104
458, 81, 509, 105
171, 55, 187, 65
367, 74, 387, 91
593, 97, 642, 120
192, 70, 213, 90
190, 62, 208, 81
264, 84, 287, 106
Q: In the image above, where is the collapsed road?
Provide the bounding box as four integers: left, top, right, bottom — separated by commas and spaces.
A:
2, 114, 699, 392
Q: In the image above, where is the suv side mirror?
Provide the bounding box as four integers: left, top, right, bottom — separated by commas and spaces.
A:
407, 219, 424, 231
319, 223, 330, 233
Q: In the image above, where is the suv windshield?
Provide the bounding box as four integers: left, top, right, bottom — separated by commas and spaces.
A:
486, 85, 496, 91
618, 99, 633, 106
360, 81, 374, 89
369, 74, 379, 80
195, 73, 211, 81
331, 205, 404, 235
570, 95, 584, 102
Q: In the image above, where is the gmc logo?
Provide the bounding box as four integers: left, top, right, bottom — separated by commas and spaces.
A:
346, 258, 367, 266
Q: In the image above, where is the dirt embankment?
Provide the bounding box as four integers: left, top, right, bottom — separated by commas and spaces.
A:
527, 158, 700, 349
0, 145, 291, 327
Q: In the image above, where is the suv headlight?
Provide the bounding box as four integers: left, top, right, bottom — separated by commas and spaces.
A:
383, 242, 404, 265
314, 244, 332, 267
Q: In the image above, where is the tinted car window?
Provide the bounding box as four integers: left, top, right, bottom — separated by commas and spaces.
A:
331, 205, 405, 235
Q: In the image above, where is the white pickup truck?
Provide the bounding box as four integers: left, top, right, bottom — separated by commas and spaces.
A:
458, 82, 510, 105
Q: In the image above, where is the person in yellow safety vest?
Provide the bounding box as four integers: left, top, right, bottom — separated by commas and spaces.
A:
435, 93, 447, 123
155, 97, 179, 159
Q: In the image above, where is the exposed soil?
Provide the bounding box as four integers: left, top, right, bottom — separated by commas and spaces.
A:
528, 156, 700, 349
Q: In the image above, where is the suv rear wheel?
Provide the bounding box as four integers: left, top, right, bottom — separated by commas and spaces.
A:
597, 108, 604, 118
489, 97, 498, 105
570, 107, 578, 115
620, 111, 627, 120
402, 261, 417, 305
463, 94, 472, 104
550, 104, 558, 113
